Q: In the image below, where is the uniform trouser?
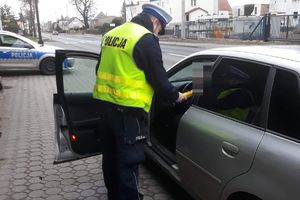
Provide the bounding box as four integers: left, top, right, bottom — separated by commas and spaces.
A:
102, 106, 146, 200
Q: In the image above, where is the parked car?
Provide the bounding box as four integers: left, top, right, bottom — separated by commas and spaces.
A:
0, 30, 73, 74
53, 46, 300, 200
52, 31, 59, 35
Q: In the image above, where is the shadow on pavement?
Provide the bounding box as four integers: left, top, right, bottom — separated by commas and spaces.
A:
142, 159, 195, 200
0, 70, 43, 76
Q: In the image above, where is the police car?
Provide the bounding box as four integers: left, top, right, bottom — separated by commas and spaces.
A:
0, 30, 73, 75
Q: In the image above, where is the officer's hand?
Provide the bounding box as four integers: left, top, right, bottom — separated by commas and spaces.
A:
176, 92, 188, 103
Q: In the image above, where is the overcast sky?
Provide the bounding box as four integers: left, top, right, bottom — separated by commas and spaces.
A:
1, 0, 270, 23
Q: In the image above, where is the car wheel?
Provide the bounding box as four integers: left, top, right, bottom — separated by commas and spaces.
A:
40, 57, 55, 75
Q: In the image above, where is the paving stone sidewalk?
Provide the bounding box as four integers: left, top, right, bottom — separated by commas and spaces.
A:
0, 75, 178, 200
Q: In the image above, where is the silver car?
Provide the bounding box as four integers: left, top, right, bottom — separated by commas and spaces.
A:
53, 46, 300, 200
0, 30, 73, 74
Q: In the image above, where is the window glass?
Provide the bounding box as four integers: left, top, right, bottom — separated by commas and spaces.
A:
196, 58, 269, 125
63, 57, 98, 93
268, 69, 300, 140
169, 57, 216, 83
0, 35, 31, 48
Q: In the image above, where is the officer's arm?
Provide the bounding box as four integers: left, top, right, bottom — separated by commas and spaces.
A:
133, 34, 179, 103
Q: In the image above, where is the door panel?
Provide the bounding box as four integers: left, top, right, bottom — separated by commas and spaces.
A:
176, 57, 271, 200
54, 50, 105, 164
176, 107, 264, 200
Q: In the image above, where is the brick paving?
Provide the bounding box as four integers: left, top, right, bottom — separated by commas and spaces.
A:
0, 75, 178, 200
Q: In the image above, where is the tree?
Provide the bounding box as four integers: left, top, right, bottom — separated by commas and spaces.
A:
244, 4, 254, 16
34, 0, 43, 44
0, 4, 19, 33
121, 1, 126, 21
99, 23, 111, 34
70, 0, 95, 29
19, 0, 37, 36
112, 17, 124, 27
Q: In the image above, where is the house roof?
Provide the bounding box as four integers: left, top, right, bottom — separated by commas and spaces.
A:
67, 17, 84, 25
219, 0, 232, 12
94, 12, 116, 20
185, 7, 208, 15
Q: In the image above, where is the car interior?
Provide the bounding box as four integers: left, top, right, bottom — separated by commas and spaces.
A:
150, 57, 270, 162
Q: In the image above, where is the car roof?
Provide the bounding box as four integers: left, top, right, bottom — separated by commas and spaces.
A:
0, 30, 38, 48
192, 45, 300, 73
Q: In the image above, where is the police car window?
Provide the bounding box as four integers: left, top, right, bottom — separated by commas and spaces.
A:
268, 69, 300, 140
63, 57, 98, 93
1, 35, 30, 48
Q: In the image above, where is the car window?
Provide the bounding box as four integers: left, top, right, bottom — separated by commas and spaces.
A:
195, 58, 270, 126
169, 56, 217, 82
63, 57, 98, 93
268, 69, 300, 140
0, 35, 31, 48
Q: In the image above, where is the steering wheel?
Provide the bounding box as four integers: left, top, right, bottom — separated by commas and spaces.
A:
182, 81, 193, 93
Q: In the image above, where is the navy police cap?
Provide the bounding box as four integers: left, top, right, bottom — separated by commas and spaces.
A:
142, 3, 172, 28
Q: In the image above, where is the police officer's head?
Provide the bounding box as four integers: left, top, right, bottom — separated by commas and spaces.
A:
142, 4, 172, 35
213, 65, 250, 89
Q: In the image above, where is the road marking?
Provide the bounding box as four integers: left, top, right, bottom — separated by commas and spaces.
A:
168, 53, 186, 58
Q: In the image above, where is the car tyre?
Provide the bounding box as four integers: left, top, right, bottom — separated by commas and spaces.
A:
40, 57, 55, 75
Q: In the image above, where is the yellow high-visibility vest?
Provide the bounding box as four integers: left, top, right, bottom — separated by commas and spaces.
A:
93, 22, 154, 112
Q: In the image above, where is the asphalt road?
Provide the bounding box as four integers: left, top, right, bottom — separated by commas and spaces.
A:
42, 33, 206, 69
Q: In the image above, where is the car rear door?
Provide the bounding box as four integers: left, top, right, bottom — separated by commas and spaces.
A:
0, 34, 36, 68
53, 50, 106, 164
176, 57, 271, 200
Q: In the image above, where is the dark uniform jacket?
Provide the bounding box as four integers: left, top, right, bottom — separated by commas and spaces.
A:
96, 13, 178, 114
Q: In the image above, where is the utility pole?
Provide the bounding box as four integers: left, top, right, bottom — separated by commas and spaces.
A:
0, 9, 2, 30
181, 0, 186, 39
35, 0, 43, 44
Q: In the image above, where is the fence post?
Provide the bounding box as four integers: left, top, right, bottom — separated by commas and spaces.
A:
263, 14, 270, 42
286, 16, 289, 40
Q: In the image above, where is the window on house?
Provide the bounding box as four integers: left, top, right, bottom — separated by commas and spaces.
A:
254, 7, 257, 14
238, 9, 240, 16
268, 69, 300, 140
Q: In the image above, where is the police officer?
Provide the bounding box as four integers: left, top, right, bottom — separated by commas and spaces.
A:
93, 4, 187, 200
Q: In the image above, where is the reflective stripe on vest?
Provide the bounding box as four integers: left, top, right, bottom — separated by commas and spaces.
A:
93, 22, 154, 112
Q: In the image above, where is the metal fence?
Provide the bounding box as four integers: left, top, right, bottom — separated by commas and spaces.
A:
165, 14, 300, 42
268, 14, 300, 41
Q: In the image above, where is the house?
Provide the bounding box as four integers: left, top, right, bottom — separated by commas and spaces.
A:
232, 4, 269, 17
91, 12, 116, 29
125, 0, 232, 24
67, 17, 85, 30
185, 7, 208, 21
269, 0, 300, 15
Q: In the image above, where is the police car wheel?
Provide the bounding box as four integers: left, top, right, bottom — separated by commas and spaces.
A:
40, 57, 55, 75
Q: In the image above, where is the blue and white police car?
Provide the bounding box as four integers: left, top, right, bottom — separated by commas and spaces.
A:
0, 30, 73, 75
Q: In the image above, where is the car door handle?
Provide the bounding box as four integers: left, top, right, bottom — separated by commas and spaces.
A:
222, 141, 239, 158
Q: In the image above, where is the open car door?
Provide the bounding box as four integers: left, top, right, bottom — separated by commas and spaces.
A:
53, 50, 106, 164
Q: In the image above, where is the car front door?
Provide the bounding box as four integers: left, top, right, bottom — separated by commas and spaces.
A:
53, 50, 106, 164
176, 57, 271, 200
0, 34, 36, 68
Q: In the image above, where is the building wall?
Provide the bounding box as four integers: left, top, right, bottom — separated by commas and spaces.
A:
269, 0, 300, 14
232, 4, 269, 17
125, 0, 220, 24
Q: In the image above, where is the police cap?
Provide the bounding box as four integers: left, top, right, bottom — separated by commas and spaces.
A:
142, 3, 172, 34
